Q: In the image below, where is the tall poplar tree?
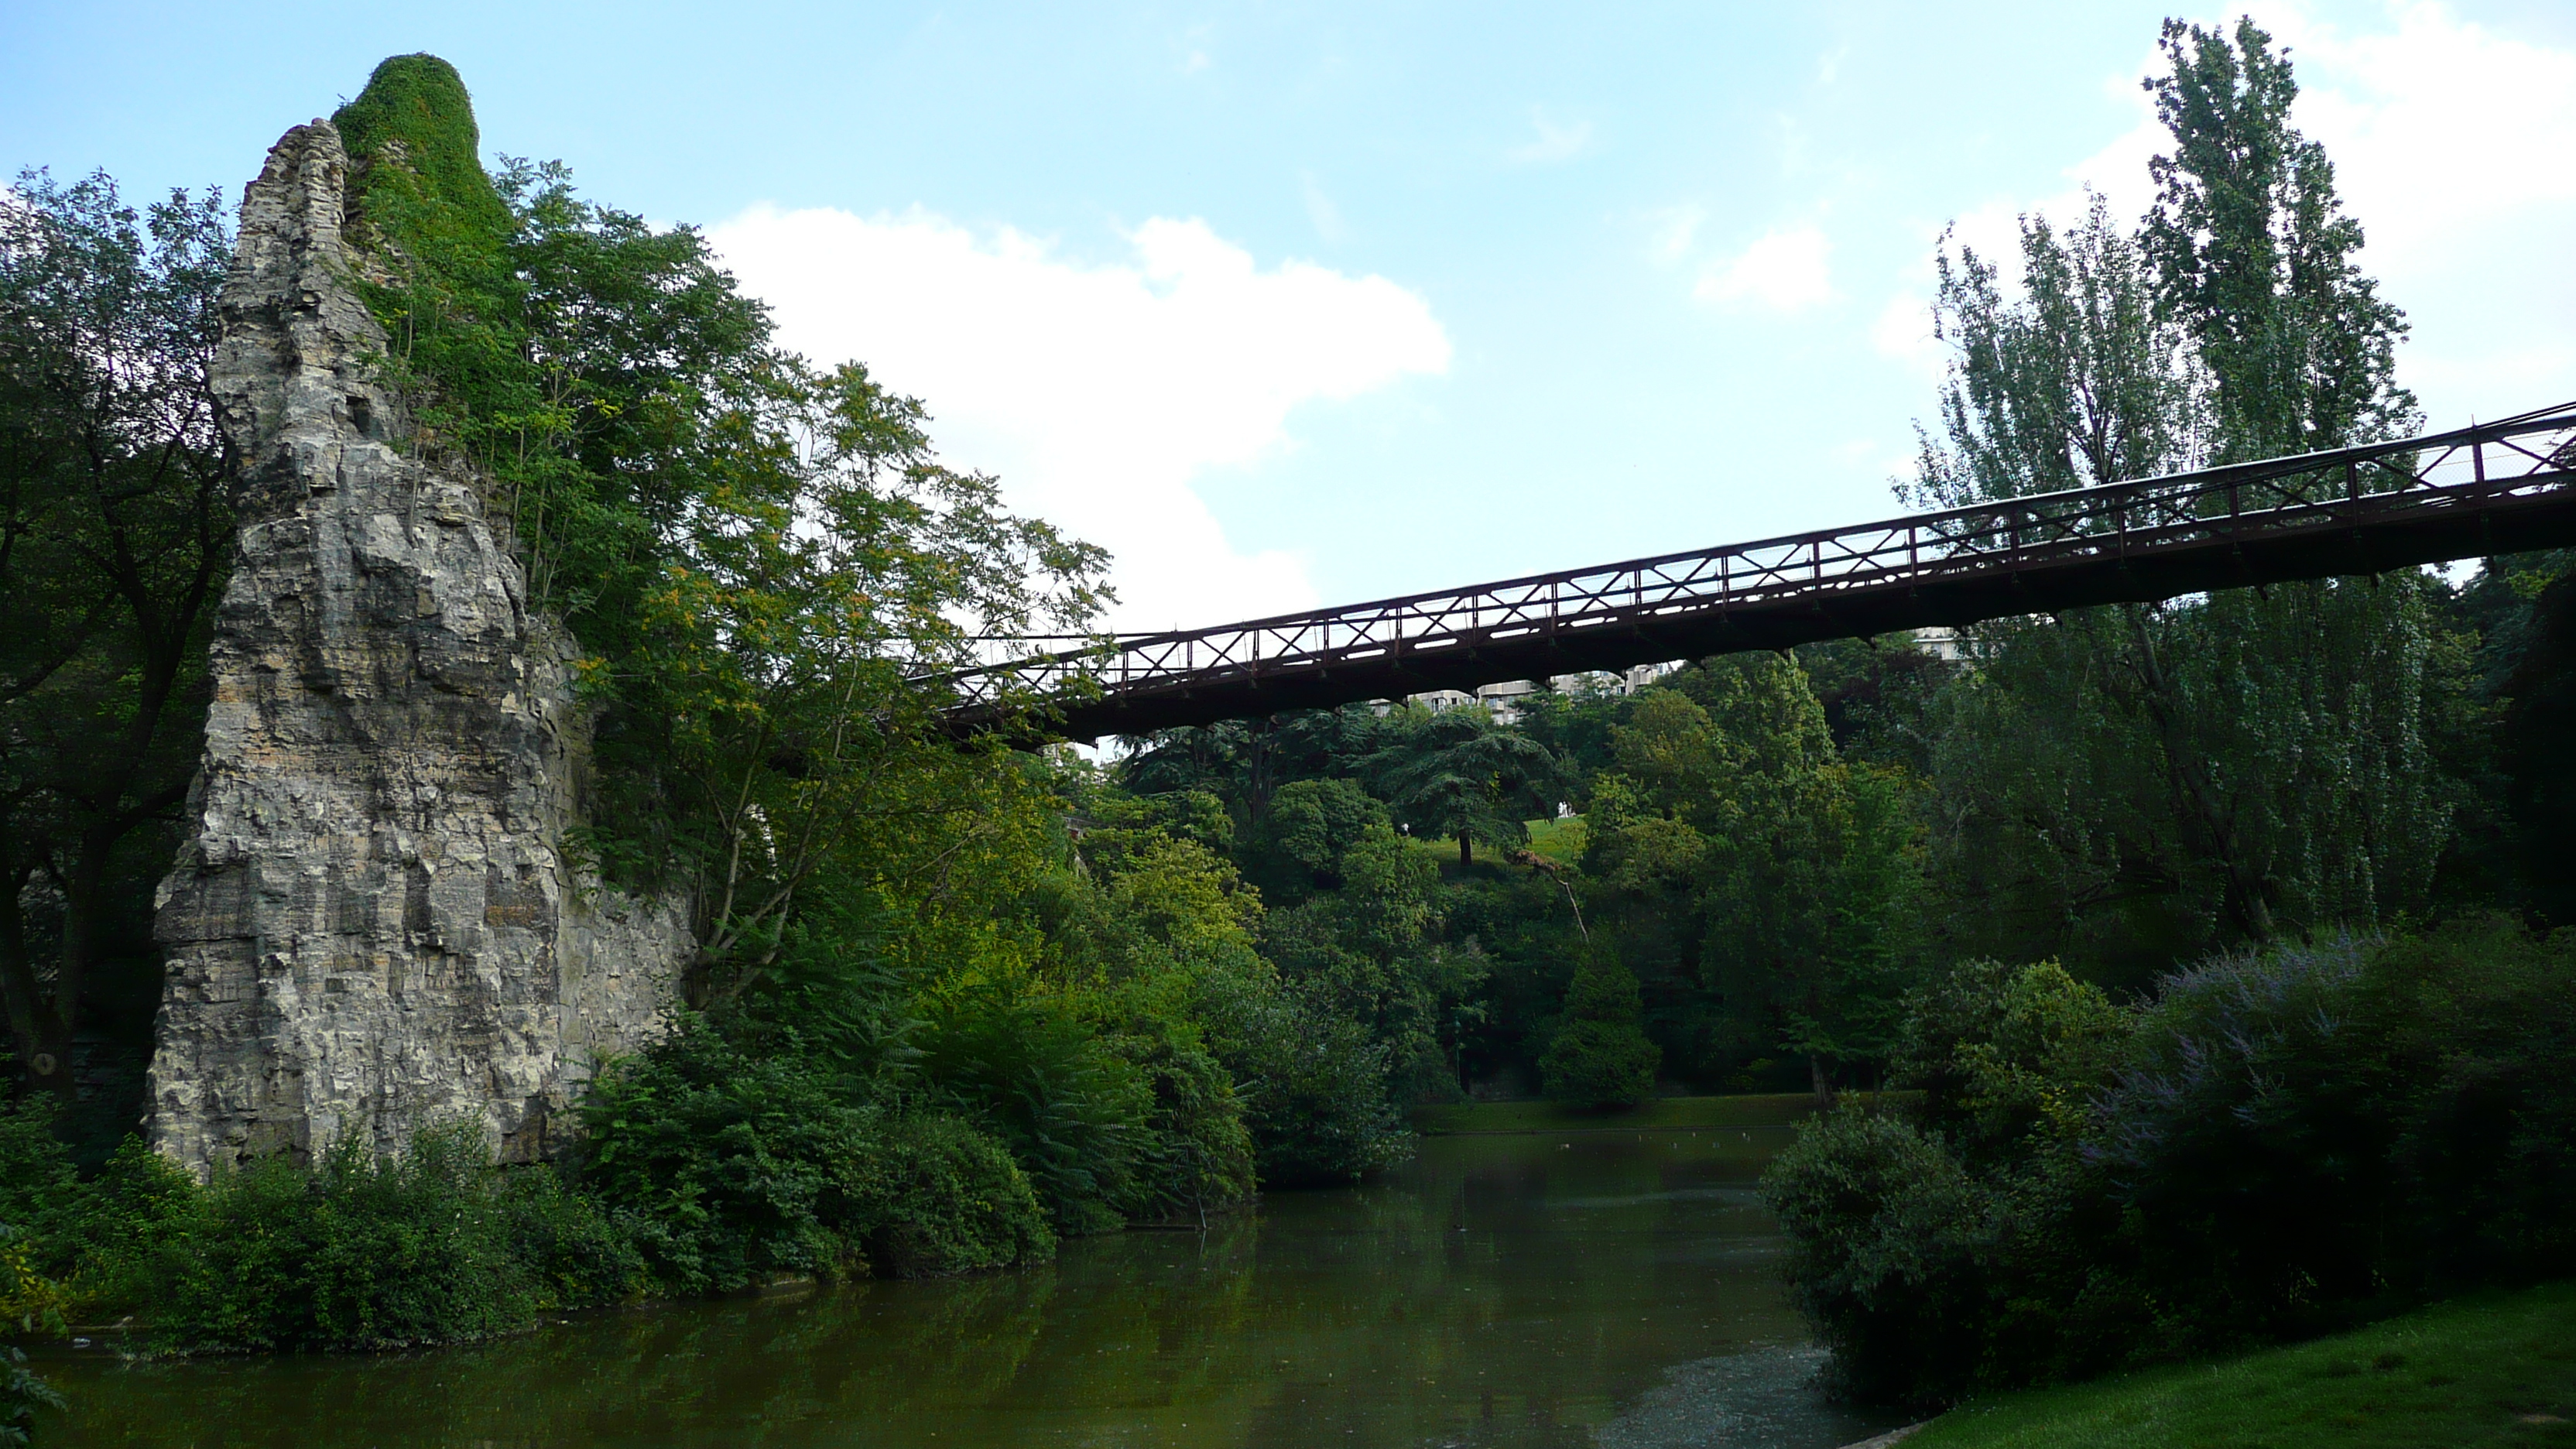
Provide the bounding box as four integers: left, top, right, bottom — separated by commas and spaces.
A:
1914, 19, 2455, 978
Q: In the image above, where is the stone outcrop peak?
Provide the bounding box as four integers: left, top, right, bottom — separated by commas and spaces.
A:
148, 118, 687, 1177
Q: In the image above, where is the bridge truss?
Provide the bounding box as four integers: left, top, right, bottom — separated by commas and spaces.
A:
937, 402, 2576, 742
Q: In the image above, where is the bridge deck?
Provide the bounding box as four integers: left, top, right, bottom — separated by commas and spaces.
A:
937, 403, 2576, 741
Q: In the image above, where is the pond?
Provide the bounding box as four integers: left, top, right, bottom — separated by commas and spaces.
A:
36, 1127, 1903, 1448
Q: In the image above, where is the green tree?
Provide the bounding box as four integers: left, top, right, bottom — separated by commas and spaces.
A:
1245, 776, 1389, 901
1263, 820, 1488, 1102
1910, 25, 2452, 975
1587, 659, 1923, 1100
2143, 18, 2415, 459
1907, 193, 2204, 511
2489, 567, 2576, 922
324, 57, 1107, 1005
1040, 797, 1409, 1187
0, 170, 232, 1104
1364, 704, 1564, 865
1539, 944, 1660, 1108
1116, 707, 1385, 828
1509, 677, 1633, 803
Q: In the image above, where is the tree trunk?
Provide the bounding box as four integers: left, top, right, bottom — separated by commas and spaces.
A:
1810, 1052, 1836, 1111
1459, 834, 1473, 867
2122, 605, 2277, 940
0, 953, 74, 1107
0, 864, 74, 1103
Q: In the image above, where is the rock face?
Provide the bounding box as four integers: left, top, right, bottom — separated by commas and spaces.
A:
148, 121, 689, 1177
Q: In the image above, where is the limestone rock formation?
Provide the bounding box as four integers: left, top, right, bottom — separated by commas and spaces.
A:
148, 120, 689, 1177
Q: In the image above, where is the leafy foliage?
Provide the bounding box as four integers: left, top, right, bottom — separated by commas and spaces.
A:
1057, 804, 1410, 1187
0, 167, 232, 1115
1906, 20, 2451, 988
0, 1341, 62, 1448
1585, 659, 1923, 1095
135, 1126, 550, 1351
1244, 777, 1389, 901
1764, 922, 2576, 1408
1765, 1105, 2001, 1405
1362, 705, 1564, 865
1538, 946, 1660, 1108
1264, 824, 1486, 1107
916, 990, 1149, 1236
578, 1020, 1051, 1290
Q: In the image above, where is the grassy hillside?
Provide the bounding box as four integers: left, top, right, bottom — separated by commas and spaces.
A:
1911, 1282, 2576, 1447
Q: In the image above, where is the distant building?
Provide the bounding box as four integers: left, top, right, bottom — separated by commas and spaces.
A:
1400, 663, 1672, 722
1912, 625, 1969, 662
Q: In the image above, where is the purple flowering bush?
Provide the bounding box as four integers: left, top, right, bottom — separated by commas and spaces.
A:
1763, 920, 2576, 1408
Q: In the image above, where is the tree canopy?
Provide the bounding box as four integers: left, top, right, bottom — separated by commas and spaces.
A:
0, 168, 232, 1113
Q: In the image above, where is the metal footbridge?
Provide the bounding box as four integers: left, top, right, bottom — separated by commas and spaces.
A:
936, 402, 2576, 742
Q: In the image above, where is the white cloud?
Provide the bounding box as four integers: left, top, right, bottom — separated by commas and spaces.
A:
1697, 226, 1836, 312
708, 207, 1451, 629
1507, 108, 1595, 164
2250, 1, 2576, 423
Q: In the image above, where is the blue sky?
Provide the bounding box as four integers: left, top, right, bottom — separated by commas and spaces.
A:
9, 2, 2573, 627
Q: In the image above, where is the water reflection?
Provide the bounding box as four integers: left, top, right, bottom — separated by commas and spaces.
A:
39, 1129, 1898, 1448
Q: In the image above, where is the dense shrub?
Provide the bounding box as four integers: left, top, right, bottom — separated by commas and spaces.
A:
579, 1019, 1053, 1290
1763, 922, 2576, 1409
1765, 958, 2137, 1405
1540, 948, 1660, 1108
2099, 925, 2576, 1332
135, 1125, 541, 1351
5, 1118, 622, 1353
915, 992, 1149, 1235
492, 1163, 649, 1310
1896, 957, 2128, 1169
2, 1101, 201, 1334
1106, 1028, 1258, 1223
1764, 1107, 1999, 1400
0, 1105, 80, 1292
4, 1026, 1064, 1354
1231, 990, 1412, 1186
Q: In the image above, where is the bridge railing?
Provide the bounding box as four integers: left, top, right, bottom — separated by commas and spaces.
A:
929, 403, 2576, 718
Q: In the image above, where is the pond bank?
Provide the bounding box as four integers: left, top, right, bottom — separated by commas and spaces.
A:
1908, 1280, 2576, 1447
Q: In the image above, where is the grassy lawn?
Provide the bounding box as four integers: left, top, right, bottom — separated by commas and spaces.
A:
1411, 1092, 1827, 1134
1523, 814, 1586, 865
1911, 1281, 2576, 1448
1406, 816, 1588, 879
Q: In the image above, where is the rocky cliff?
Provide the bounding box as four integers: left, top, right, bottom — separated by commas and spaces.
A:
148, 120, 689, 1177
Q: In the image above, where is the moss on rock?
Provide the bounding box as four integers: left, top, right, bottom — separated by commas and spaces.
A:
331, 54, 512, 253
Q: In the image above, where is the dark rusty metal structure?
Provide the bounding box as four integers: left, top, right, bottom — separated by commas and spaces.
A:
937, 402, 2576, 741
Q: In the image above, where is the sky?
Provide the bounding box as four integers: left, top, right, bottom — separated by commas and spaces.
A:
7, 1, 2572, 632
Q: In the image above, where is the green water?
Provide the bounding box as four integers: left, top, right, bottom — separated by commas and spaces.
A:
36, 1129, 1899, 1448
